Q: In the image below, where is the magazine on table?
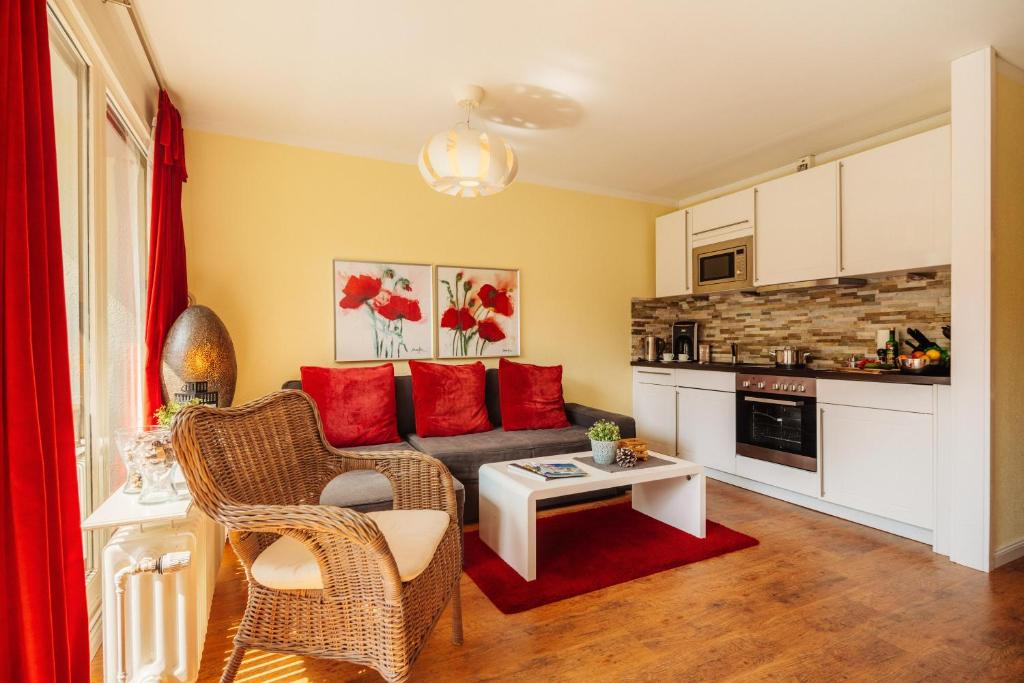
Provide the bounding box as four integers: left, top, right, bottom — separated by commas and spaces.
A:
507, 461, 587, 481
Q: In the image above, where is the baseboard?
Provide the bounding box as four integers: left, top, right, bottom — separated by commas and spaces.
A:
993, 536, 1024, 568
705, 468, 934, 545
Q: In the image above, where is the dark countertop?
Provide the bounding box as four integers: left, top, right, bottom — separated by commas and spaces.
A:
631, 360, 951, 386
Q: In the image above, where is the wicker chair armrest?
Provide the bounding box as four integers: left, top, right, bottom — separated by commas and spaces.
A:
340, 449, 458, 520
223, 502, 405, 600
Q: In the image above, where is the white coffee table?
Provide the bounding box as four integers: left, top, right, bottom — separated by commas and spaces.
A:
478, 452, 706, 581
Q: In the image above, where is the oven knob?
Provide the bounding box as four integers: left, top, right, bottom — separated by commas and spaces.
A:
786, 384, 795, 391
797, 385, 806, 392
772, 383, 779, 390
742, 380, 750, 388
757, 382, 765, 389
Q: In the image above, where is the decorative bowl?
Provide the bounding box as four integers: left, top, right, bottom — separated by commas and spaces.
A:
898, 357, 931, 374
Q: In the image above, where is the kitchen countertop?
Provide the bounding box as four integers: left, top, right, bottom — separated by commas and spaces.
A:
631, 360, 951, 386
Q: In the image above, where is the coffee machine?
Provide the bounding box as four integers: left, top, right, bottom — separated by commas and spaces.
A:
672, 321, 700, 362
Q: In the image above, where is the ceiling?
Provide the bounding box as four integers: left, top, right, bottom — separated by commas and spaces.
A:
134, 0, 1024, 204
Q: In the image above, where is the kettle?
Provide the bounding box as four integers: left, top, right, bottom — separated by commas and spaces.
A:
643, 336, 666, 362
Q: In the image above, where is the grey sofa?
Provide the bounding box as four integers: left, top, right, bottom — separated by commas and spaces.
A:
283, 368, 635, 522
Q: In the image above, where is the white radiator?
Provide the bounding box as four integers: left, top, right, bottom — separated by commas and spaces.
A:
101, 507, 223, 683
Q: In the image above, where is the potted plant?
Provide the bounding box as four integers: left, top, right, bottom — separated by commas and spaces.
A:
587, 419, 621, 465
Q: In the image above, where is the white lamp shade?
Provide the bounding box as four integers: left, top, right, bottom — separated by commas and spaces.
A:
418, 127, 518, 197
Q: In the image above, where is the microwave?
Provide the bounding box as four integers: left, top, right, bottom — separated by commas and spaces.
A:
692, 236, 753, 294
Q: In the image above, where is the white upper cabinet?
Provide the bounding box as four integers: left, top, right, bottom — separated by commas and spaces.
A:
691, 188, 754, 238
754, 162, 839, 286
839, 126, 951, 275
655, 209, 690, 297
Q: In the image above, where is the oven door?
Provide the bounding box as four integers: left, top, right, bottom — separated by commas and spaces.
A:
735, 391, 817, 471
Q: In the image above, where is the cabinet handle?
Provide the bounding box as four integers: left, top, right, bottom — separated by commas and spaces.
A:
817, 406, 825, 497
837, 162, 844, 273
638, 370, 671, 376
674, 389, 679, 458
753, 187, 759, 285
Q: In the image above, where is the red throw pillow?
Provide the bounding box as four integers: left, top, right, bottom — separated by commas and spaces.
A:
409, 360, 492, 437
498, 358, 570, 431
300, 365, 401, 448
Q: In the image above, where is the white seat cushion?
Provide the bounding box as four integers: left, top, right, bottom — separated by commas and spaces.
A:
250, 509, 451, 589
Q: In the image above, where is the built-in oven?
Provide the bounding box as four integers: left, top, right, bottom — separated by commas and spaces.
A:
692, 235, 753, 294
735, 374, 817, 472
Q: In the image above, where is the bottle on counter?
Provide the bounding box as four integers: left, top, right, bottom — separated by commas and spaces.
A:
885, 328, 899, 367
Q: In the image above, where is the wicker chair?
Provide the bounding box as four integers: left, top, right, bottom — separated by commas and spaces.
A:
171, 390, 463, 683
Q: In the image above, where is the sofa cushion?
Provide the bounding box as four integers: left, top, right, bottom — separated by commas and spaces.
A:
320, 467, 465, 515
498, 358, 570, 431
406, 426, 590, 481
284, 367, 504, 433
409, 360, 492, 437
251, 509, 450, 589
300, 364, 401, 448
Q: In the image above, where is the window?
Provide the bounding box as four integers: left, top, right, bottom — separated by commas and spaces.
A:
49, 10, 149, 584
49, 7, 92, 569
103, 109, 148, 479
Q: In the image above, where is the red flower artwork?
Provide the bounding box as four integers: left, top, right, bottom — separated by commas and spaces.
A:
477, 318, 506, 343
439, 269, 517, 357
376, 294, 422, 322
478, 284, 514, 317
337, 266, 426, 359
339, 274, 382, 309
441, 306, 477, 331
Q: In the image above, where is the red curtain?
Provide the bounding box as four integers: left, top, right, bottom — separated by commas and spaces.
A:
143, 91, 189, 421
0, 0, 90, 680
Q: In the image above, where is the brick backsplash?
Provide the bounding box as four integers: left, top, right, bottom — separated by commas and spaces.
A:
631, 270, 951, 367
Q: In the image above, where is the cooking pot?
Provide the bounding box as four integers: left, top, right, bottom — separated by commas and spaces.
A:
766, 347, 812, 367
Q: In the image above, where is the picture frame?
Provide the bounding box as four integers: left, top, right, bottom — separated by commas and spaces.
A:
435, 265, 520, 358
333, 259, 434, 361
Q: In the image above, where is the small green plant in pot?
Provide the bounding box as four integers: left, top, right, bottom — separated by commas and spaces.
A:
587, 419, 621, 465
154, 398, 202, 428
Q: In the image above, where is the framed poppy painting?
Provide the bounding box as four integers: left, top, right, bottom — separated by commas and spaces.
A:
333, 260, 433, 361
436, 266, 520, 358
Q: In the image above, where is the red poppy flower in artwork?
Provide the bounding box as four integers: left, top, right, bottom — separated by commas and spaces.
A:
477, 284, 514, 317
375, 294, 422, 322
339, 274, 382, 309
440, 306, 477, 331
477, 318, 506, 343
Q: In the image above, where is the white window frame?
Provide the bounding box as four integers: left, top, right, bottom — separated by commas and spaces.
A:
47, 0, 155, 654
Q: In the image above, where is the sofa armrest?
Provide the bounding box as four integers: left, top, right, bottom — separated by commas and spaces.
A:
564, 403, 636, 439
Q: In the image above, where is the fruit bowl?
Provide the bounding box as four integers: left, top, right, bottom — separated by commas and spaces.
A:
898, 357, 932, 374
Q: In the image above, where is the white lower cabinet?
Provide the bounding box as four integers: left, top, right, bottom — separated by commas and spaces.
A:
633, 381, 677, 456
820, 403, 934, 529
676, 387, 736, 473
632, 369, 939, 543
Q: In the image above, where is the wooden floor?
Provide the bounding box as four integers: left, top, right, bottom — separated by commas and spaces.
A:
92, 480, 1024, 682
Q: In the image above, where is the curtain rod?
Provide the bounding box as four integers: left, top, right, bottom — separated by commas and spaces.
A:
102, 0, 167, 92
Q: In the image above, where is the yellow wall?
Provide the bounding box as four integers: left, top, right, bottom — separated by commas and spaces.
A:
181, 130, 666, 415
992, 65, 1024, 550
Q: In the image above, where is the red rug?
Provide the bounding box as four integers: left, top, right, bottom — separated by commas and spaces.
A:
464, 502, 758, 614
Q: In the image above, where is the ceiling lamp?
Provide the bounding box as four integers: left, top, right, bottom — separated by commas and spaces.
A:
419, 85, 518, 198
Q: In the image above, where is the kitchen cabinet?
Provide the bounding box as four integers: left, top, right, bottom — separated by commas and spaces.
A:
691, 188, 754, 238
633, 379, 677, 456
754, 162, 839, 286
676, 387, 736, 473
655, 209, 690, 297
820, 403, 933, 529
839, 126, 951, 275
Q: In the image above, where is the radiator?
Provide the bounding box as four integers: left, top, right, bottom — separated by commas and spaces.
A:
101, 507, 223, 683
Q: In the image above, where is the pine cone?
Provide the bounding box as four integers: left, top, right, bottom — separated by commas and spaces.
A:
615, 447, 638, 468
